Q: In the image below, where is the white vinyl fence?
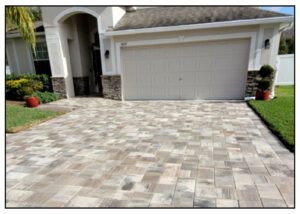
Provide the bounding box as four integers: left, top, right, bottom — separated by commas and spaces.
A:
275, 54, 294, 85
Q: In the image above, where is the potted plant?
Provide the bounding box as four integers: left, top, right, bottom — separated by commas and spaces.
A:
256, 65, 274, 100
20, 80, 43, 107
23, 86, 39, 107
257, 80, 271, 100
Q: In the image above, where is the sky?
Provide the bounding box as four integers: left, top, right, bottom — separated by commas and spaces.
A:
260, 7, 294, 15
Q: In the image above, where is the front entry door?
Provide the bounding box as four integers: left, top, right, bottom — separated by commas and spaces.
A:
90, 32, 103, 96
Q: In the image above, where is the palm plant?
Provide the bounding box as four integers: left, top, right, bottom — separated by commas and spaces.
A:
6, 7, 36, 50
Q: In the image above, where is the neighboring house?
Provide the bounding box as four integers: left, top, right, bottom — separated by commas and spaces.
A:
5, 21, 52, 77
20, 7, 293, 100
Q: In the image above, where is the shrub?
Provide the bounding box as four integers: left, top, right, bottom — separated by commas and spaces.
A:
258, 80, 271, 91
6, 79, 43, 99
6, 78, 29, 90
19, 80, 43, 97
5, 74, 50, 91
259, 65, 275, 78
33, 91, 60, 103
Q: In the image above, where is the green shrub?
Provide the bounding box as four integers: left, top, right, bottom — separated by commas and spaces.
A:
6, 79, 43, 99
5, 74, 50, 91
258, 80, 271, 91
33, 91, 60, 103
259, 65, 275, 78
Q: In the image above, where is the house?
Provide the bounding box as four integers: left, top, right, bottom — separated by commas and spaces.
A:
5, 21, 52, 76
8, 6, 294, 100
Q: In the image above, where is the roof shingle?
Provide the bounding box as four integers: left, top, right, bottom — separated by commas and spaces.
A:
114, 7, 288, 31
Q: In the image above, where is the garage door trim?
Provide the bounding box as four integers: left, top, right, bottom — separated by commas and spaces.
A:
116, 32, 257, 100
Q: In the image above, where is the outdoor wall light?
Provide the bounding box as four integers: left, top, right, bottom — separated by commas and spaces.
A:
105, 50, 110, 59
264, 39, 271, 49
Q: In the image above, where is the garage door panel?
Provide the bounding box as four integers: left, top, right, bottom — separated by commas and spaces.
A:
196, 87, 211, 99
137, 72, 153, 86
181, 86, 197, 99
167, 73, 181, 86
166, 86, 181, 99
153, 73, 168, 86
167, 59, 181, 72
211, 70, 246, 84
181, 71, 197, 85
123, 73, 137, 86
212, 85, 245, 99
122, 38, 250, 100
195, 71, 212, 85
152, 87, 168, 99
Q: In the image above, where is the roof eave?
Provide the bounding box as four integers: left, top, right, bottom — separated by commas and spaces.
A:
6, 31, 45, 39
103, 16, 294, 37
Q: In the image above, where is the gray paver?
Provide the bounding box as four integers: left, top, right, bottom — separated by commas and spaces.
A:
6, 98, 294, 207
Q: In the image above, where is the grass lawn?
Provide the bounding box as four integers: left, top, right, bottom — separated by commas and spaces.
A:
6, 104, 64, 133
248, 85, 295, 151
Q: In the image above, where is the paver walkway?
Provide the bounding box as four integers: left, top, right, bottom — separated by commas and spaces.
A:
6, 98, 294, 207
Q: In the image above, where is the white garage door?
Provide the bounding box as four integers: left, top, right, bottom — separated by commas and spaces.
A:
122, 38, 250, 100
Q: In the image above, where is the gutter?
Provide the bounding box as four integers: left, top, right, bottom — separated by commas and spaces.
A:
102, 16, 294, 37
6, 31, 45, 39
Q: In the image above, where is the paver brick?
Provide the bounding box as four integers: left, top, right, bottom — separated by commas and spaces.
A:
6, 98, 294, 207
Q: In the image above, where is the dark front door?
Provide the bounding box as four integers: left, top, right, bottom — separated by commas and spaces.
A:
91, 32, 103, 96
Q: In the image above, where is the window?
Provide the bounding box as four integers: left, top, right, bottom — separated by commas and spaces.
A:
32, 41, 49, 61
5, 53, 11, 74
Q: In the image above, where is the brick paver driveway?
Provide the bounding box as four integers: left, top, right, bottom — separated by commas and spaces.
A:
6, 98, 294, 207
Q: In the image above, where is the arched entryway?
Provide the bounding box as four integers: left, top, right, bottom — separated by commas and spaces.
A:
59, 12, 103, 96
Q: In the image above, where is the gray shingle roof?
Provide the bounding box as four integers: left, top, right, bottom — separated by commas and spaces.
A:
114, 7, 288, 31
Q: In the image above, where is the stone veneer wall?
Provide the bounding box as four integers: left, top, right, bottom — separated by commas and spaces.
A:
51, 77, 67, 98
73, 77, 89, 96
245, 70, 259, 97
101, 75, 121, 100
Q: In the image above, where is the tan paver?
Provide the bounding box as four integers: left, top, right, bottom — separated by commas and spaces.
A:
6, 98, 294, 207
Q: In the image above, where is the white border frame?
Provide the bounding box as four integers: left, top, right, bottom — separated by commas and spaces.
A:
116, 32, 257, 101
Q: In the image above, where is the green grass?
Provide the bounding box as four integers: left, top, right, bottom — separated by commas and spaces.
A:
248, 85, 295, 151
6, 104, 64, 133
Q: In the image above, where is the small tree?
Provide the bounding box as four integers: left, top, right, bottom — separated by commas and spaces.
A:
5, 7, 36, 50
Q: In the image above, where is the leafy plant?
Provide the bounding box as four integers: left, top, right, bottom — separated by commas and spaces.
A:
5, 7, 36, 50
259, 65, 274, 78
19, 80, 43, 98
33, 91, 60, 103
6, 78, 29, 89
258, 80, 271, 91
279, 38, 295, 54
6, 74, 50, 91
6, 78, 43, 99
